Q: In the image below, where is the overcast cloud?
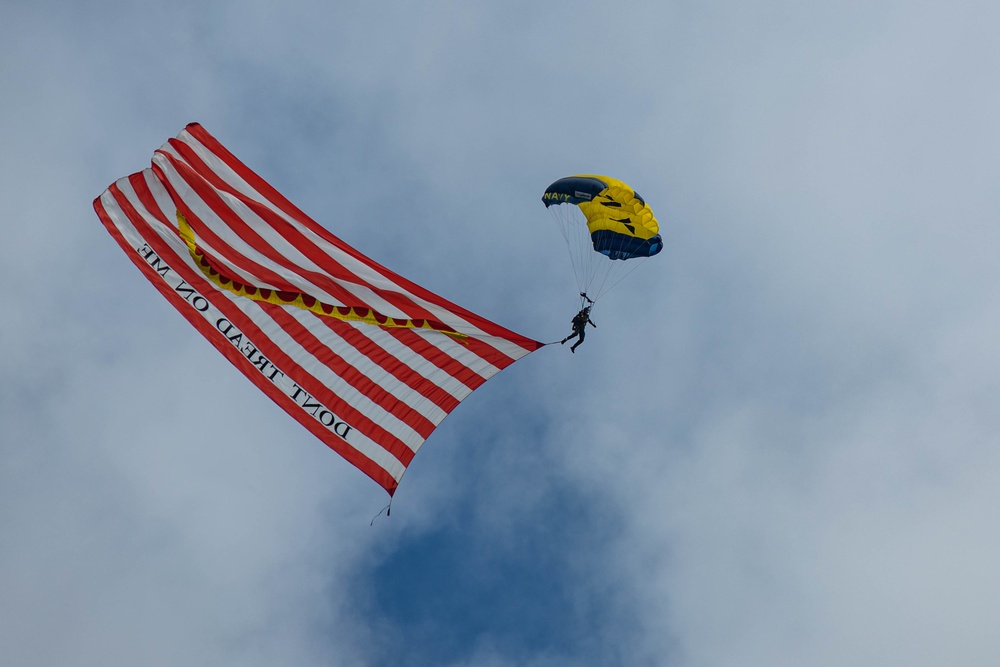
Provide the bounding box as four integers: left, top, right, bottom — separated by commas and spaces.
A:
3, 1, 1000, 665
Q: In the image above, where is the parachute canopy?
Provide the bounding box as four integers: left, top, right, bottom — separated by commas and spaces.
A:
543, 175, 662, 260
542, 175, 662, 301
94, 123, 543, 496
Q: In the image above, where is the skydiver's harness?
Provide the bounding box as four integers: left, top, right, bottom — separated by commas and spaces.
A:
573, 293, 595, 331
544, 293, 598, 347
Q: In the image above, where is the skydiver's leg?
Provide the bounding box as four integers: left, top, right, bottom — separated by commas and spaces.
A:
570, 328, 585, 352
561, 330, 580, 344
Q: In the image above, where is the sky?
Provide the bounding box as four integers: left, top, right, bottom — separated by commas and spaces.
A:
3, 1, 1000, 665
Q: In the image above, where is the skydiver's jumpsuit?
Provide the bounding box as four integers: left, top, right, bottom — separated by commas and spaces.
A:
561, 308, 596, 352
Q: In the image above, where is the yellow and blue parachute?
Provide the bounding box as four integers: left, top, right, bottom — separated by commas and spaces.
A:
543, 175, 662, 301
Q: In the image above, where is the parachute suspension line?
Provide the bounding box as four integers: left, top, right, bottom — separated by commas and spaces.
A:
590, 254, 651, 303
550, 204, 601, 299
550, 204, 587, 295
595, 255, 650, 300
546, 205, 656, 304
574, 208, 594, 293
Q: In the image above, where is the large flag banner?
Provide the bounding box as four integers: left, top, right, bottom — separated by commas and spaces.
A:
94, 123, 543, 496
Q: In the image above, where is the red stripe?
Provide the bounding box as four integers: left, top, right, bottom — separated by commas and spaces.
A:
163, 141, 506, 361
456, 336, 524, 373
310, 313, 466, 412
95, 183, 401, 495
121, 175, 420, 470
135, 163, 472, 416
153, 154, 369, 308
179, 123, 543, 351
172, 131, 535, 376
113, 175, 417, 471
316, 317, 463, 414
153, 151, 493, 390
388, 327, 488, 393
132, 169, 301, 297
261, 302, 438, 438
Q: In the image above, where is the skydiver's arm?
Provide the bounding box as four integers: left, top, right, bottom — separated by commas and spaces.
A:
588, 318, 596, 327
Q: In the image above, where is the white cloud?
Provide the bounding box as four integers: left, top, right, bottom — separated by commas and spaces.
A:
3, 1, 1000, 665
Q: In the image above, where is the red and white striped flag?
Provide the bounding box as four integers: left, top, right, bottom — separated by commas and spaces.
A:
94, 123, 543, 495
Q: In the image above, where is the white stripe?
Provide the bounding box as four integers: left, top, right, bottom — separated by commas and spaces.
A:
155, 150, 469, 330
228, 295, 427, 452
169, 131, 270, 211
121, 177, 428, 452
279, 305, 450, 425
152, 154, 343, 300
331, 319, 474, 402
153, 147, 513, 381
132, 167, 485, 402
419, 330, 504, 378
98, 182, 409, 482
167, 132, 537, 354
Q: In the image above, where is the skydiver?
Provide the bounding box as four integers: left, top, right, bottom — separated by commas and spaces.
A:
560, 305, 596, 352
